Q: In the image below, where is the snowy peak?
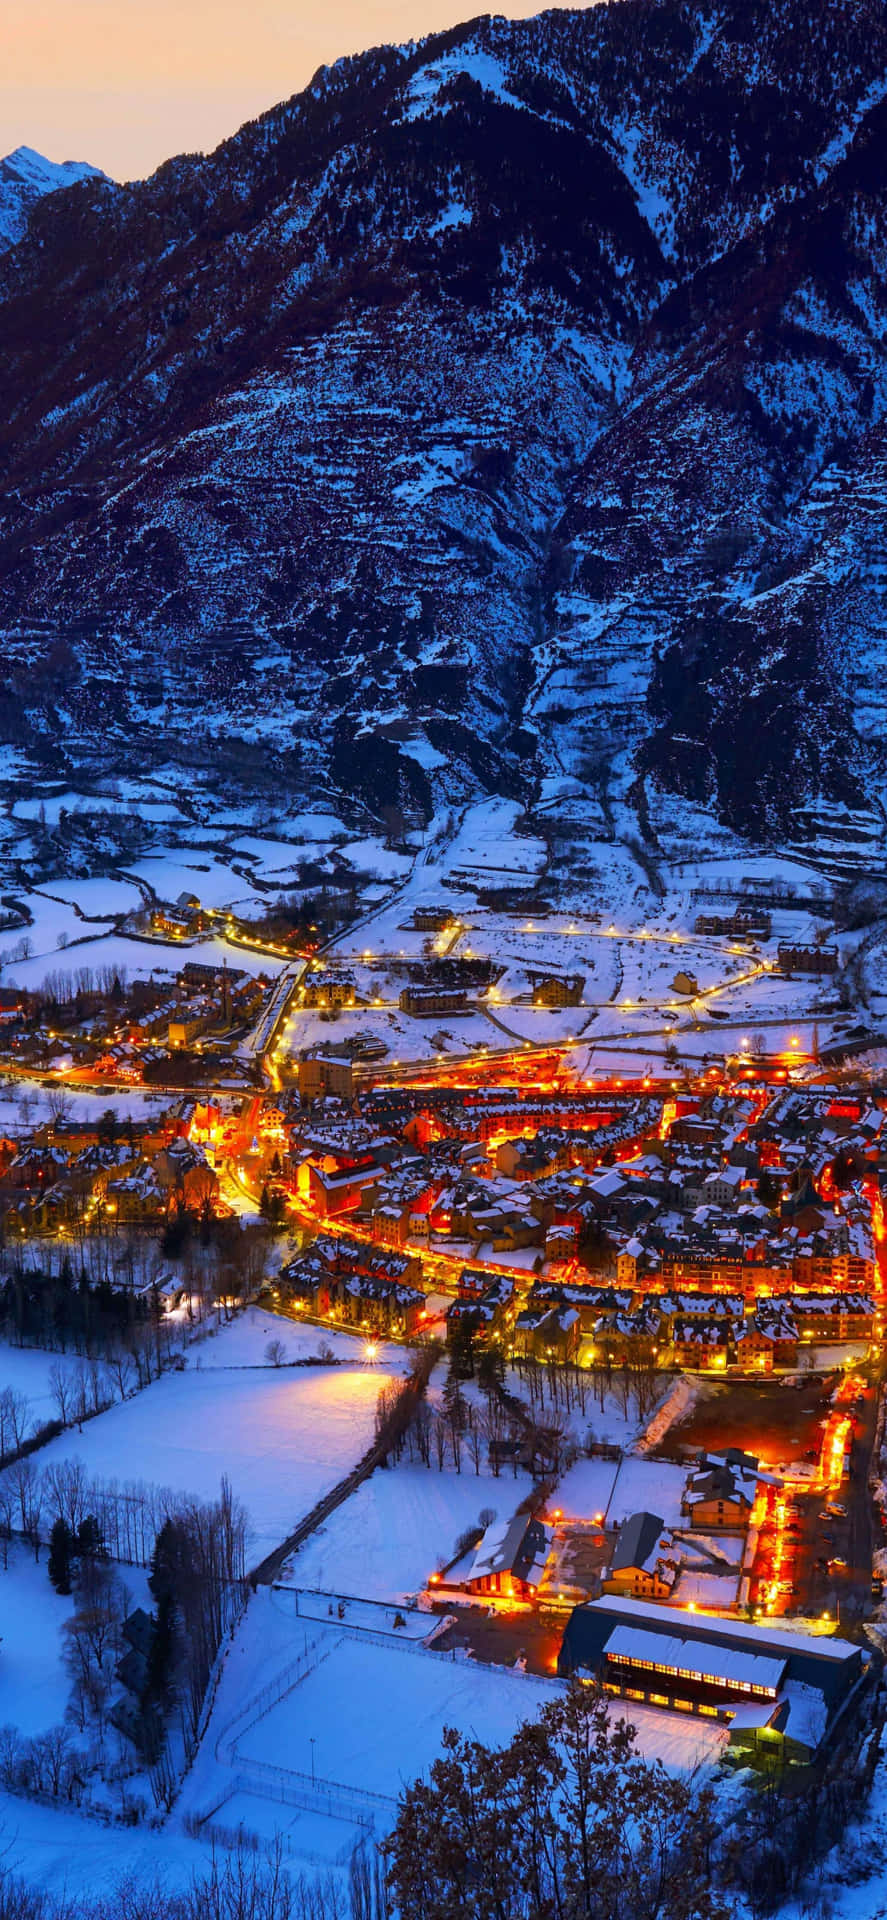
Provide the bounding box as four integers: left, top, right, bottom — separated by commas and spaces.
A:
0, 144, 106, 253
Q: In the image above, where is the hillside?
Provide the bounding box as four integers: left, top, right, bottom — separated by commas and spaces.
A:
2, 0, 887, 861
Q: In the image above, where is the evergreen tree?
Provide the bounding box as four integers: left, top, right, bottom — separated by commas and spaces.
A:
75, 1513, 108, 1563
144, 1591, 176, 1709
48, 1516, 73, 1594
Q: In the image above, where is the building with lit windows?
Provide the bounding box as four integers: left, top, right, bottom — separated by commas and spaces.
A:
558, 1596, 866, 1762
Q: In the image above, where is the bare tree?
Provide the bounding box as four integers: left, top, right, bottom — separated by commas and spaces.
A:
6, 1458, 44, 1556
48, 1363, 74, 1427
0, 1386, 32, 1459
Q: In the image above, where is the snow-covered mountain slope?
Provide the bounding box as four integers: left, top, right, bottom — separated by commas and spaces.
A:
0, 146, 106, 254
2, 0, 887, 851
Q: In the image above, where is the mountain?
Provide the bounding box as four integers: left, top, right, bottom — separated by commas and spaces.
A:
2, 0, 887, 864
0, 146, 106, 254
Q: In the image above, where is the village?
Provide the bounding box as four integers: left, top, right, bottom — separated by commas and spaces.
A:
2, 828, 887, 1892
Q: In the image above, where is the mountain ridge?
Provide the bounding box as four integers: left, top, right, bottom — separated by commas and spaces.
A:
0, 145, 106, 255
2, 0, 887, 862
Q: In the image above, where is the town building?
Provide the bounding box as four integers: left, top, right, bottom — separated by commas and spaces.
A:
602, 1513, 676, 1600
558, 1596, 867, 1764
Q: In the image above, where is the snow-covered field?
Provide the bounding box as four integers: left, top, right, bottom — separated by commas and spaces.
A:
0, 1340, 85, 1417
288, 1459, 534, 1600
0, 1788, 214, 1904
184, 1304, 407, 1373
181, 1585, 725, 1851
33, 1363, 396, 1564
0, 1544, 77, 1737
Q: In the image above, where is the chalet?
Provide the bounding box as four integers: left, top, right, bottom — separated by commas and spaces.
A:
602, 1513, 676, 1601
152, 1140, 217, 1210
787, 1292, 875, 1342
333, 1273, 426, 1336
732, 1320, 776, 1373
778, 943, 838, 976
513, 1303, 580, 1363
105, 1164, 165, 1224
753, 1300, 799, 1365
495, 1134, 570, 1180
460, 1514, 552, 1600
591, 1305, 663, 1367
682, 1463, 753, 1531
277, 1254, 333, 1317
701, 1166, 746, 1207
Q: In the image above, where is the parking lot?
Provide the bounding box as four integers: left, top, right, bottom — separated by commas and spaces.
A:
673, 1369, 882, 1629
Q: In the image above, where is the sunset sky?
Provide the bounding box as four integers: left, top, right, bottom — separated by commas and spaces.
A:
4, 0, 574, 183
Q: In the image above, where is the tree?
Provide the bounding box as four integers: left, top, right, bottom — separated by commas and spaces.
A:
48, 1362, 73, 1426
264, 1337, 287, 1367
48, 1516, 74, 1595
386, 1683, 726, 1920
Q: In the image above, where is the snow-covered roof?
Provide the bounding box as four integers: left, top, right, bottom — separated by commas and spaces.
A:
605, 1624, 786, 1693
585, 1595, 859, 1663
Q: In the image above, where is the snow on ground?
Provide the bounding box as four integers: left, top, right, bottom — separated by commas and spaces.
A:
0, 1788, 217, 1903
555, 1453, 688, 1529
5, 929, 288, 990
33, 1364, 396, 1565
186, 1304, 407, 1373
35, 877, 144, 918
287, 1460, 534, 1601
671, 1570, 741, 1610
0, 1544, 77, 1736
129, 850, 268, 910
6, 892, 113, 960
0, 1340, 85, 1417
183, 1583, 724, 1847
0, 1080, 177, 1130
237, 1630, 554, 1800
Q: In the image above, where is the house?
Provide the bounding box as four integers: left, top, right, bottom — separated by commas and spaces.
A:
459, 1514, 552, 1600
413, 906, 457, 932
527, 971, 584, 1008
682, 1464, 753, 1531
670, 1317, 733, 1370
277, 1255, 333, 1317
602, 1512, 676, 1600
753, 1300, 799, 1366
732, 1320, 776, 1373
301, 971, 356, 1009
701, 1166, 746, 1207
777, 943, 838, 976
513, 1304, 580, 1363
297, 1055, 354, 1099
558, 1595, 867, 1763
303, 1156, 382, 1217
399, 985, 468, 1016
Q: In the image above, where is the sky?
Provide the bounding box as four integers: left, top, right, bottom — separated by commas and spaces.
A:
3, 0, 577, 184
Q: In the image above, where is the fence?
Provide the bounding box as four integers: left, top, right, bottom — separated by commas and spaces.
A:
213, 1632, 333, 1764
196, 1759, 394, 1832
